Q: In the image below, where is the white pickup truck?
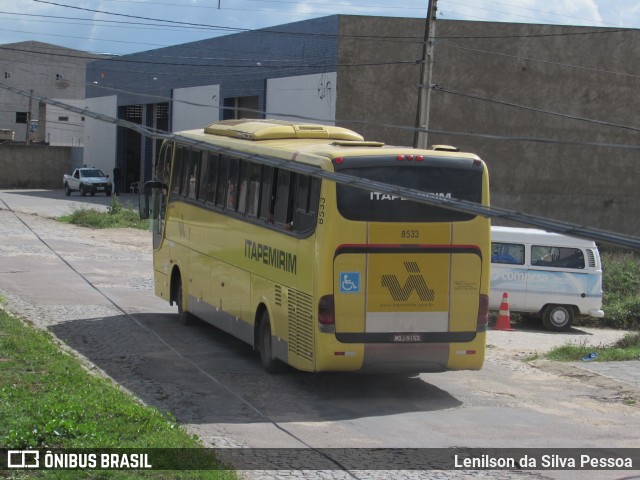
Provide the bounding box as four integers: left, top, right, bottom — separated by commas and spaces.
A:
63, 168, 112, 196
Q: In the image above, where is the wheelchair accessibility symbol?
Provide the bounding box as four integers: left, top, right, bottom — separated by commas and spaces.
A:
340, 272, 361, 294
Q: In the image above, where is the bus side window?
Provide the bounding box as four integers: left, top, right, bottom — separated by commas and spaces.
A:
226, 157, 239, 211
237, 160, 251, 214
293, 175, 320, 232
201, 152, 219, 204
185, 149, 200, 200
246, 163, 261, 218
179, 149, 191, 197
197, 151, 208, 202
215, 156, 229, 208
171, 147, 184, 197
273, 170, 293, 226
258, 167, 275, 222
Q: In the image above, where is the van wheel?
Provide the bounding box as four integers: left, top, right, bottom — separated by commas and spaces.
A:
258, 311, 285, 373
175, 276, 193, 326
542, 305, 574, 331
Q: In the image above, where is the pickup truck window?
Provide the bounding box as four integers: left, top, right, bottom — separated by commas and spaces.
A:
81, 169, 105, 177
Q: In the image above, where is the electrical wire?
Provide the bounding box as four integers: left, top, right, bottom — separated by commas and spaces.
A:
436, 42, 640, 80
433, 86, 640, 133
0, 44, 415, 69
77, 81, 640, 146
28, 1, 639, 41
2, 82, 639, 249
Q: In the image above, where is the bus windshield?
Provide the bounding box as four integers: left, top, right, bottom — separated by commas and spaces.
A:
335, 163, 483, 222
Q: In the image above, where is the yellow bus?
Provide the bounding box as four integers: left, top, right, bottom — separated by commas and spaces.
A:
140, 119, 490, 373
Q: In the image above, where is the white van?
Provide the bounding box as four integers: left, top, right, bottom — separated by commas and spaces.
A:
490, 226, 605, 331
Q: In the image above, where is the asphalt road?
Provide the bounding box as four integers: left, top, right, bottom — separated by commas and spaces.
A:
1, 189, 639, 480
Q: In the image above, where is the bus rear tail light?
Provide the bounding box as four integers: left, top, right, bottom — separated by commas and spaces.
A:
318, 294, 335, 332
477, 294, 489, 331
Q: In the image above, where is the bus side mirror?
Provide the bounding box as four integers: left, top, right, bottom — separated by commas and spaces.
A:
139, 192, 151, 219
138, 181, 166, 220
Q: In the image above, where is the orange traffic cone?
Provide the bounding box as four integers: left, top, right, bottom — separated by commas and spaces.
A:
494, 292, 514, 331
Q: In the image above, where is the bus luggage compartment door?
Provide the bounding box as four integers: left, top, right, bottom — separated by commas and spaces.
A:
333, 246, 482, 342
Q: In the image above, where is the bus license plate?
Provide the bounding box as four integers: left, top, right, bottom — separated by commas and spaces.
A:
393, 334, 422, 342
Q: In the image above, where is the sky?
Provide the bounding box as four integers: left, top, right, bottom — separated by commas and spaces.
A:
0, 0, 639, 55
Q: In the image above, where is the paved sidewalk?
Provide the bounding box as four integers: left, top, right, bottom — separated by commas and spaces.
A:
572, 360, 640, 390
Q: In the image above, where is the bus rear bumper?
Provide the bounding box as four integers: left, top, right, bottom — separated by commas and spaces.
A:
360, 343, 449, 373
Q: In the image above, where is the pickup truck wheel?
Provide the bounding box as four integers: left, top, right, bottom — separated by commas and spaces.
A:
64, 184, 71, 196
80, 184, 87, 196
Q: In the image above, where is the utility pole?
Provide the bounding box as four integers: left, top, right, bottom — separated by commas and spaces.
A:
413, 0, 438, 149
25, 89, 33, 145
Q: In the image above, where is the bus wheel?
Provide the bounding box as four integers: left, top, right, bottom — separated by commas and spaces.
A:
176, 276, 193, 326
542, 305, 574, 331
259, 312, 284, 373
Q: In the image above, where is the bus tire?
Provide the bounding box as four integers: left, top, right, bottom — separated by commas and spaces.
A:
258, 311, 285, 373
176, 275, 194, 326
542, 305, 574, 331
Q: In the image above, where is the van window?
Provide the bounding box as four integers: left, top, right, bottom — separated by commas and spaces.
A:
531, 246, 585, 269
491, 242, 524, 265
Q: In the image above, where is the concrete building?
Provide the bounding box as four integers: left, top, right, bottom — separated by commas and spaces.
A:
84, 15, 640, 236
0, 41, 104, 146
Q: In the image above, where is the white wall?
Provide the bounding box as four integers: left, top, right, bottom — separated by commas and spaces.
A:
266, 72, 337, 125
47, 99, 85, 146
172, 84, 220, 132
83, 95, 117, 175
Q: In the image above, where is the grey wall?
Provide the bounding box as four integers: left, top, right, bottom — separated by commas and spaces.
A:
336, 16, 423, 146
0, 145, 73, 188
337, 17, 640, 237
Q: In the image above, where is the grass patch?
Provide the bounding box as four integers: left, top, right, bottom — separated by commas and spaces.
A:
58, 198, 149, 230
544, 332, 640, 362
0, 309, 235, 479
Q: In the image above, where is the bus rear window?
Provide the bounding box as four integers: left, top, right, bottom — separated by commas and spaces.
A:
336, 165, 483, 222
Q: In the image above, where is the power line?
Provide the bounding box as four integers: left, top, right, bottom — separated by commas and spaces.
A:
434, 85, 640, 133
4, 74, 638, 152
0, 44, 415, 69
2, 81, 638, 249
27, 2, 639, 42
98, 0, 426, 12
436, 42, 640, 80
77, 82, 640, 152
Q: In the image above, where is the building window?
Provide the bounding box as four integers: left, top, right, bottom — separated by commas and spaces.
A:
58, 116, 69, 122
222, 96, 260, 120
4, 72, 10, 79
56, 73, 64, 80
15, 112, 27, 124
